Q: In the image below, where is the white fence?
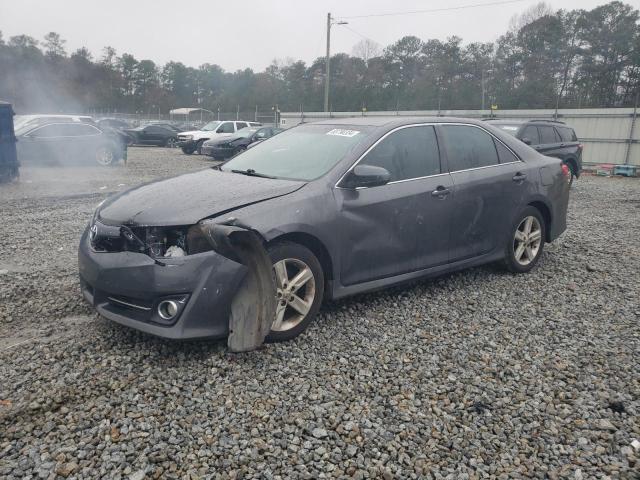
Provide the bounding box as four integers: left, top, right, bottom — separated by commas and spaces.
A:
280, 108, 640, 166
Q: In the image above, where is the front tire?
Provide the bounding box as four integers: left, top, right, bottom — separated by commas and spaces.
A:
165, 137, 177, 148
181, 146, 195, 155
503, 206, 545, 273
265, 242, 324, 342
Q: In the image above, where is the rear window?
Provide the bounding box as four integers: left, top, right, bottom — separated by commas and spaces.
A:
494, 124, 521, 137
556, 126, 577, 142
538, 126, 560, 144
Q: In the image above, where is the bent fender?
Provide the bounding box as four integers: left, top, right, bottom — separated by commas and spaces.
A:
200, 222, 275, 352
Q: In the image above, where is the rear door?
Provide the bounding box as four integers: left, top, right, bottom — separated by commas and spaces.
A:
57, 123, 104, 162
336, 125, 453, 285
439, 124, 526, 261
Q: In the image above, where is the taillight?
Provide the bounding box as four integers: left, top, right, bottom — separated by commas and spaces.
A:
561, 163, 570, 178
578, 144, 583, 150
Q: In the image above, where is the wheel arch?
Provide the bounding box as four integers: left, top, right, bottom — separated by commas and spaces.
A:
268, 232, 334, 286
527, 200, 552, 242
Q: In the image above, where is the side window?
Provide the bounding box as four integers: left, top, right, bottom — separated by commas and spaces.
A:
521, 125, 540, 145
360, 125, 440, 182
29, 125, 63, 138
441, 125, 499, 171
494, 140, 519, 163
236, 122, 248, 130
59, 124, 100, 136
538, 126, 559, 144
217, 122, 234, 133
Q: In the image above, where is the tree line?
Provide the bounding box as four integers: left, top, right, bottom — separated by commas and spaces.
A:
0, 1, 638, 115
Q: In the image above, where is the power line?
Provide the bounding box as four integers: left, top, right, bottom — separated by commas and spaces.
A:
339, 0, 530, 20
341, 24, 382, 46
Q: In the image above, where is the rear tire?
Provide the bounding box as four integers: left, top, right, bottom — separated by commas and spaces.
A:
265, 242, 324, 342
95, 146, 115, 166
564, 161, 575, 187
181, 147, 195, 155
503, 206, 546, 273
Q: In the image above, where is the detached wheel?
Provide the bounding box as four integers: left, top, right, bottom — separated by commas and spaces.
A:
95, 146, 115, 166
503, 206, 545, 273
265, 242, 324, 342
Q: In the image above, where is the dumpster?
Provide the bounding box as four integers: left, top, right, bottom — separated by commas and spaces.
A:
0, 101, 18, 183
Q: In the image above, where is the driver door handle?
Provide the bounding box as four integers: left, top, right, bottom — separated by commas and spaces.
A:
512, 172, 527, 182
431, 186, 450, 198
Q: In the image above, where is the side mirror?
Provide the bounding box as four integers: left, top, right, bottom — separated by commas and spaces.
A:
521, 137, 532, 145
342, 165, 391, 189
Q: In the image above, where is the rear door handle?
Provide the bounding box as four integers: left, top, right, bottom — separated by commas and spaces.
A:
512, 172, 527, 182
431, 186, 450, 198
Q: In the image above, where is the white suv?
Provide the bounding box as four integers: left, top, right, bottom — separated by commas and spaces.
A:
177, 120, 261, 154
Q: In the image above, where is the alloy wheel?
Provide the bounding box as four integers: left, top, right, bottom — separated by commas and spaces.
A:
272, 258, 316, 332
513, 216, 542, 266
96, 147, 114, 166
167, 138, 177, 148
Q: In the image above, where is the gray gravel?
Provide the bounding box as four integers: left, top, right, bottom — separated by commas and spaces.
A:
1, 148, 639, 479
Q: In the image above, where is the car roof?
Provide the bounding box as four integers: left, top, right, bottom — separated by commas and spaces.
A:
310, 116, 499, 128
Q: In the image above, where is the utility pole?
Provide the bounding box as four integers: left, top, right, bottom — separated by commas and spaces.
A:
324, 13, 348, 113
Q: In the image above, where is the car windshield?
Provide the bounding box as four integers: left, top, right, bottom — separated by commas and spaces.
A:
494, 124, 521, 136
221, 124, 372, 181
199, 121, 222, 131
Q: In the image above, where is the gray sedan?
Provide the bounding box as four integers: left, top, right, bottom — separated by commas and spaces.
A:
78, 117, 569, 345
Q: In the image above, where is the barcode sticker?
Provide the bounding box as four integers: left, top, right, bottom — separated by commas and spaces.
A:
326, 129, 360, 137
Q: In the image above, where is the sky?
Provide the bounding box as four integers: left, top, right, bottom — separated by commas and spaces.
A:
1, 0, 638, 72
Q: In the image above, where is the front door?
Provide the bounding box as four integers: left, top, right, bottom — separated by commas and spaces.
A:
335, 125, 453, 286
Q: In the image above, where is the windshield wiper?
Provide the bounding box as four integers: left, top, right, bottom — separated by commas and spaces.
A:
230, 169, 275, 179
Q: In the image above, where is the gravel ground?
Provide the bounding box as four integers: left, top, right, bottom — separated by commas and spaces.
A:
0, 148, 639, 479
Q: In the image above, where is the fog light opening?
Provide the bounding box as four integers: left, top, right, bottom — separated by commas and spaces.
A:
158, 300, 179, 320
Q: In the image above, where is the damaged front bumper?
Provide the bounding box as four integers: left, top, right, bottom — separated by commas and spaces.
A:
78, 227, 246, 339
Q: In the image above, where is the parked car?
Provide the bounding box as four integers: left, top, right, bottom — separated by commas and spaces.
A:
143, 121, 184, 132
201, 126, 283, 159
124, 125, 179, 147
486, 119, 583, 185
79, 117, 570, 344
14, 114, 97, 132
96, 118, 131, 130
16, 121, 127, 166
177, 120, 262, 155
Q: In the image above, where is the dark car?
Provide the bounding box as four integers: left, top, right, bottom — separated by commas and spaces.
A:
144, 122, 184, 132
16, 122, 127, 166
201, 126, 283, 159
124, 125, 179, 147
486, 119, 583, 185
79, 117, 569, 346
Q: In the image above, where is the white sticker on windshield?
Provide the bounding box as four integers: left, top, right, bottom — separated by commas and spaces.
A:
501, 126, 519, 131
326, 128, 360, 137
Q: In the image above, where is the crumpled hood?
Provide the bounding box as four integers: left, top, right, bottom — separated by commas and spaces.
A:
98, 169, 305, 226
